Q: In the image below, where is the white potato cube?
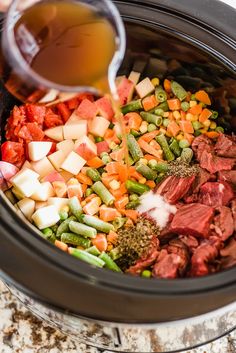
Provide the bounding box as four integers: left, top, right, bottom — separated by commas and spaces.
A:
32, 205, 60, 230
35, 201, 48, 210
12, 187, 25, 200
31, 157, 55, 179
17, 198, 35, 220
74, 135, 97, 160
44, 126, 64, 142
31, 182, 55, 201
61, 151, 86, 175
48, 197, 69, 211
21, 160, 34, 171
63, 120, 87, 140
57, 140, 75, 156
135, 77, 155, 98
48, 150, 66, 171
28, 141, 52, 162
89, 116, 110, 137
65, 110, 80, 125
128, 71, 141, 85
11, 168, 41, 198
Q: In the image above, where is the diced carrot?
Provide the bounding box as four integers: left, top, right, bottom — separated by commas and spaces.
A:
67, 97, 79, 110
104, 129, 114, 140
140, 130, 159, 143
126, 112, 142, 130
57, 102, 71, 123
138, 139, 162, 159
107, 230, 119, 245
76, 173, 93, 185
118, 163, 129, 182
110, 183, 127, 198
189, 104, 202, 115
92, 233, 108, 252
149, 139, 161, 150
142, 95, 158, 111
81, 183, 87, 194
180, 110, 186, 120
67, 183, 83, 199
205, 131, 220, 139
167, 98, 181, 111
164, 79, 172, 93
179, 120, 194, 134
83, 197, 100, 215
100, 206, 121, 222
146, 180, 156, 189
144, 154, 161, 162
87, 157, 104, 168
102, 174, 119, 188
85, 193, 97, 203
129, 166, 143, 180
167, 121, 180, 137
195, 90, 211, 105
120, 209, 139, 222
184, 133, 194, 145
185, 92, 192, 102
105, 161, 120, 175
114, 195, 129, 209
199, 108, 213, 123
55, 240, 68, 252
110, 147, 125, 162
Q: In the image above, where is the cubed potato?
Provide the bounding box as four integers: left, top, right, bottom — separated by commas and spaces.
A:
61, 151, 86, 175
32, 205, 60, 230
35, 201, 48, 210
28, 141, 53, 162
21, 160, 34, 171
56, 140, 74, 156
48, 150, 66, 171
63, 120, 87, 140
17, 198, 35, 220
31, 157, 55, 179
44, 126, 64, 142
65, 110, 80, 125
31, 182, 55, 201
74, 136, 97, 160
89, 116, 110, 137
11, 168, 41, 198
128, 71, 141, 85
48, 197, 69, 211
135, 77, 155, 98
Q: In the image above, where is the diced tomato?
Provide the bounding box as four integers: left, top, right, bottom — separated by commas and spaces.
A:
44, 109, 63, 129
1, 141, 25, 168
56, 102, 71, 123
18, 123, 44, 142
77, 93, 94, 103
12, 106, 26, 126
117, 77, 134, 105
67, 97, 80, 110
25, 104, 46, 126
95, 96, 114, 121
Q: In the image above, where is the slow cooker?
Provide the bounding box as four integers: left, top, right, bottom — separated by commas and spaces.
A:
0, 0, 236, 352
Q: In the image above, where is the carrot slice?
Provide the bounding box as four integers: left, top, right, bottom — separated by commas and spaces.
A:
126, 112, 142, 130
167, 98, 181, 111
110, 147, 125, 162
195, 90, 211, 105
85, 194, 97, 203
114, 195, 129, 209
100, 206, 121, 222
83, 197, 100, 215
142, 95, 158, 111
120, 209, 139, 222
55, 240, 68, 252
87, 157, 104, 168
144, 154, 161, 162
179, 120, 194, 134
105, 161, 120, 175
189, 104, 202, 115
107, 230, 119, 245
164, 79, 172, 93
138, 139, 162, 159
140, 130, 159, 143
102, 174, 119, 188
205, 131, 220, 139
76, 173, 93, 185
129, 166, 143, 180
146, 180, 156, 189
92, 234, 108, 252
167, 121, 180, 137
199, 108, 212, 123
81, 183, 88, 194
184, 133, 194, 145
118, 163, 129, 182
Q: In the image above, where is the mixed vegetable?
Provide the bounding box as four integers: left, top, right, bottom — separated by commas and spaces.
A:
1, 71, 234, 278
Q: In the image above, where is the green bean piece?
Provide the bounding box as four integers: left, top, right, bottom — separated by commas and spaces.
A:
181, 148, 194, 164
130, 129, 141, 137
81, 215, 115, 234
215, 126, 224, 133
126, 200, 140, 210
51, 224, 58, 233
163, 118, 170, 127
129, 194, 139, 202
171, 81, 187, 101
141, 270, 152, 278
156, 101, 169, 112
61, 233, 91, 248
69, 248, 105, 268
211, 110, 219, 119
194, 130, 202, 137
126, 180, 150, 195
94, 136, 104, 143
148, 124, 157, 132
86, 168, 101, 182
169, 139, 181, 157
69, 197, 83, 219
140, 112, 163, 126
86, 246, 101, 256
136, 163, 157, 180
56, 216, 76, 238
191, 94, 196, 101
85, 188, 93, 197
92, 181, 115, 206
112, 217, 126, 231
42, 228, 53, 237
121, 99, 143, 114
127, 134, 144, 162
99, 252, 122, 272
155, 86, 167, 102
128, 155, 135, 166
156, 134, 175, 161
59, 210, 69, 221
179, 139, 190, 149
109, 247, 122, 261
69, 221, 97, 238
153, 162, 169, 173
154, 108, 164, 117
181, 102, 190, 112
155, 173, 166, 184
192, 121, 203, 130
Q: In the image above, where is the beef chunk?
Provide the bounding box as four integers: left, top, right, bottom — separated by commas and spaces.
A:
199, 182, 234, 207
167, 239, 189, 275
180, 235, 199, 252
215, 133, 236, 158
192, 135, 214, 161
220, 237, 236, 269
155, 175, 195, 204
170, 203, 214, 238
218, 170, 236, 186
152, 250, 182, 279
192, 168, 215, 193
190, 240, 219, 277
212, 207, 234, 241
199, 150, 235, 174
231, 199, 236, 231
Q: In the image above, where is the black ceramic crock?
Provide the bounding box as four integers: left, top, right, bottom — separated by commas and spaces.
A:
0, 0, 236, 325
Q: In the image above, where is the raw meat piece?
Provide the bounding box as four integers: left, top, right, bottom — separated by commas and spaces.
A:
152, 250, 182, 279
215, 133, 236, 158
199, 182, 234, 207
199, 150, 235, 174
167, 239, 189, 275
212, 206, 234, 241
220, 237, 236, 269
231, 199, 236, 231
155, 176, 195, 204
218, 170, 236, 185
192, 135, 214, 161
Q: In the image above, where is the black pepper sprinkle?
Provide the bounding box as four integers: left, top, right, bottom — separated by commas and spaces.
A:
167, 160, 199, 178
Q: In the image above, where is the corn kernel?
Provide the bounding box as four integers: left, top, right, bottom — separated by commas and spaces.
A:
173, 111, 181, 120
176, 134, 184, 141
192, 115, 199, 121
139, 177, 147, 184
67, 178, 79, 186
199, 128, 207, 134
186, 113, 194, 121
109, 142, 118, 150
159, 128, 166, 135
139, 158, 148, 165
81, 201, 86, 207
203, 119, 211, 127
151, 77, 160, 87
109, 180, 120, 190
94, 197, 102, 206
140, 121, 148, 134
189, 100, 197, 108
163, 112, 169, 118
107, 244, 113, 252
210, 121, 217, 129
61, 205, 70, 213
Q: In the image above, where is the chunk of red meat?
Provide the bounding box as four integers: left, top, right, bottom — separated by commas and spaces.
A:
152, 250, 182, 279
179, 235, 199, 252
215, 133, 236, 158
126, 237, 159, 276
218, 170, 236, 186
220, 237, 236, 269
5, 106, 26, 140
44, 110, 63, 129
155, 176, 195, 204
25, 104, 46, 126
159, 223, 177, 244
199, 182, 234, 207
199, 149, 235, 174
166, 239, 189, 275
231, 199, 236, 231
192, 168, 215, 193
212, 207, 234, 241
56, 102, 71, 123
190, 239, 219, 277
192, 135, 214, 161
18, 123, 44, 142
170, 203, 214, 238
1, 141, 25, 168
